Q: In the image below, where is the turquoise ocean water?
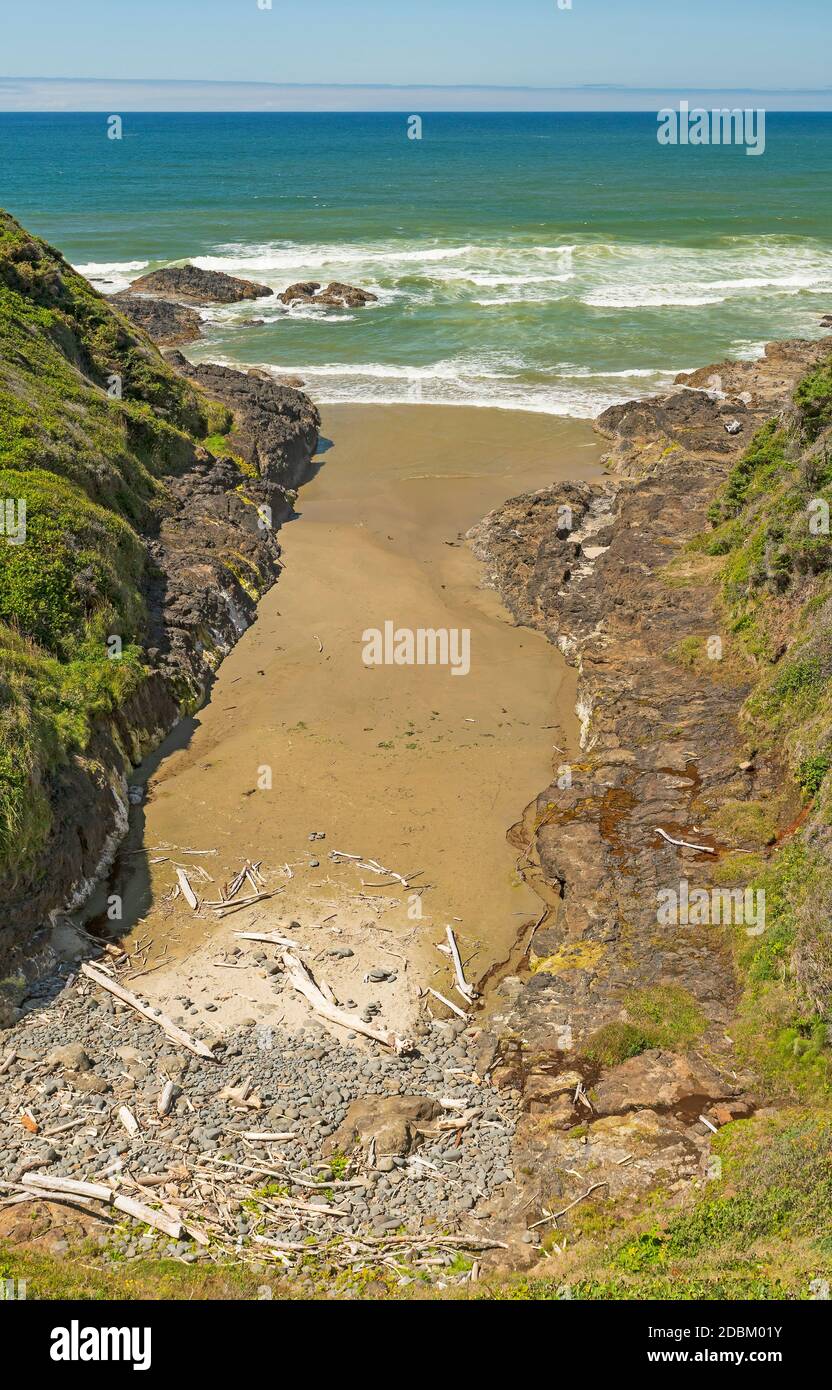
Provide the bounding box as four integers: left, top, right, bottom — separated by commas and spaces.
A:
2, 112, 832, 415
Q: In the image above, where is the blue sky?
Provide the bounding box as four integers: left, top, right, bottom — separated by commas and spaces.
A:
1, 0, 830, 107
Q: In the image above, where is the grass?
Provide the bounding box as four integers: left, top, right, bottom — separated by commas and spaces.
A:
583, 985, 706, 1066
0, 208, 239, 881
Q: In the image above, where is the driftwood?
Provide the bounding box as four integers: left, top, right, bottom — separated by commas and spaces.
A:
427, 987, 469, 1021
234, 930, 299, 948
157, 1080, 175, 1117
282, 952, 411, 1053
20, 1171, 183, 1239
176, 867, 199, 910
445, 926, 476, 1004
436, 1106, 481, 1131
22, 1173, 113, 1202
112, 1193, 183, 1239
80, 962, 216, 1060
118, 1105, 140, 1138
529, 1181, 610, 1228
214, 892, 278, 919
655, 827, 716, 854
239, 1131, 298, 1143
329, 850, 411, 889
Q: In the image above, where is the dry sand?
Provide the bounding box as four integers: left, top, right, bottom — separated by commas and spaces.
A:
90, 405, 603, 1039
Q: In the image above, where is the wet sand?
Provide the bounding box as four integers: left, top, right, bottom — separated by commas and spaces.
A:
107, 405, 603, 1034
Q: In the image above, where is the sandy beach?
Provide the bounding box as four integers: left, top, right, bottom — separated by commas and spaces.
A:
94, 404, 603, 1036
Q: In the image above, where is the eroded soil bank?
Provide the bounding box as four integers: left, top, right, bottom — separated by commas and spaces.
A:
98, 405, 603, 1036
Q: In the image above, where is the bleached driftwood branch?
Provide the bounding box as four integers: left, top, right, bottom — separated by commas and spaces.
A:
445, 926, 476, 1004
427, 987, 469, 1021
81, 962, 216, 1060
281, 952, 412, 1053
655, 827, 716, 854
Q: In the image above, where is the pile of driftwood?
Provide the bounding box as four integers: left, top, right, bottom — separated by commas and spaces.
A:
1, 1002, 504, 1277
0, 1150, 505, 1278
177, 857, 279, 919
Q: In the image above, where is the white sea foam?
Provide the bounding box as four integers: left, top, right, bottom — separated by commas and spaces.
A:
75, 230, 832, 416
75, 259, 149, 292
192, 353, 677, 418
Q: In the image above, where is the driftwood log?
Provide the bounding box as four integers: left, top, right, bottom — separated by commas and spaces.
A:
281, 952, 412, 1053
80, 963, 216, 1060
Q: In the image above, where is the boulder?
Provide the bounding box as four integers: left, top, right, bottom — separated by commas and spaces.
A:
323, 1095, 441, 1159
127, 263, 273, 304
49, 1043, 92, 1073
522, 1070, 583, 1113
277, 281, 322, 304
592, 1050, 733, 1117
278, 280, 378, 309
110, 292, 202, 345
316, 281, 379, 308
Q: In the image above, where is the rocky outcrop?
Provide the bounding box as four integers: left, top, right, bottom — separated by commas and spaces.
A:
278, 280, 378, 309
128, 263, 273, 304
468, 335, 832, 1257
110, 292, 203, 345
168, 357, 319, 489
1, 362, 320, 989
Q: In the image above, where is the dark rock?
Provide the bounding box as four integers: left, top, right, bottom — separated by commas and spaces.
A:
110, 293, 203, 345
128, 263, 273, 304
592, 1050, 733, 1116
278, 280, 378, 309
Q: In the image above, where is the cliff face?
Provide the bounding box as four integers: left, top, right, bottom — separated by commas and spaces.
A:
469, 337, 832, 1292
0, 212, 319, 1001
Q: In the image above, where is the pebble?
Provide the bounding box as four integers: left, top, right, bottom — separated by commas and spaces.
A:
0, 966, 517, 1258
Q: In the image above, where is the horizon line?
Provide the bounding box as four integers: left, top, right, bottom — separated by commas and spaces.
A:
1, 76, 831, 114
3, 76, 832, 94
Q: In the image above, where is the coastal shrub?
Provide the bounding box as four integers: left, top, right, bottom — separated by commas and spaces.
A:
794, 360, 832, 439
725, 839, 832, 1102
670, 1115, 832, 1256
711, 798, 778, 848
0, 618, 145, 879
708, 421, 789, 525
583, 986, 706, 1066
0, 467, 145, 657
796, 753, 831, 797
623, 984, 706, 1051
792, 877, 832, 1018
0, 209, 236, 879
583, 1021, 650, 1067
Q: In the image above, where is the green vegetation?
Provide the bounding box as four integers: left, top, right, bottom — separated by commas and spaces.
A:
794, 359, 832, 439
584, 985, 706, 1066
685, 362, 832, 1111
0, 210, 230, 881
689, 358, 832, 1108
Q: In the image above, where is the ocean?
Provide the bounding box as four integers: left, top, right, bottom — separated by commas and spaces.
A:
2, 111, 832, 415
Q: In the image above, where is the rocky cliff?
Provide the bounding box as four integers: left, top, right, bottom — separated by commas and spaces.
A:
0, 212, 319, 1009
469, 336, 832, 1295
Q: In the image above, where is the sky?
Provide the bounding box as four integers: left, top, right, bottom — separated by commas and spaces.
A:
0, 0, 830, 109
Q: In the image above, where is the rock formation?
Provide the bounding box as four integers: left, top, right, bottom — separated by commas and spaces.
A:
110, 291, 203, 345
278, 280, 378, 308
127, 263, 273, 304
468, 335, 832, 1265
0, 211, 318, 999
